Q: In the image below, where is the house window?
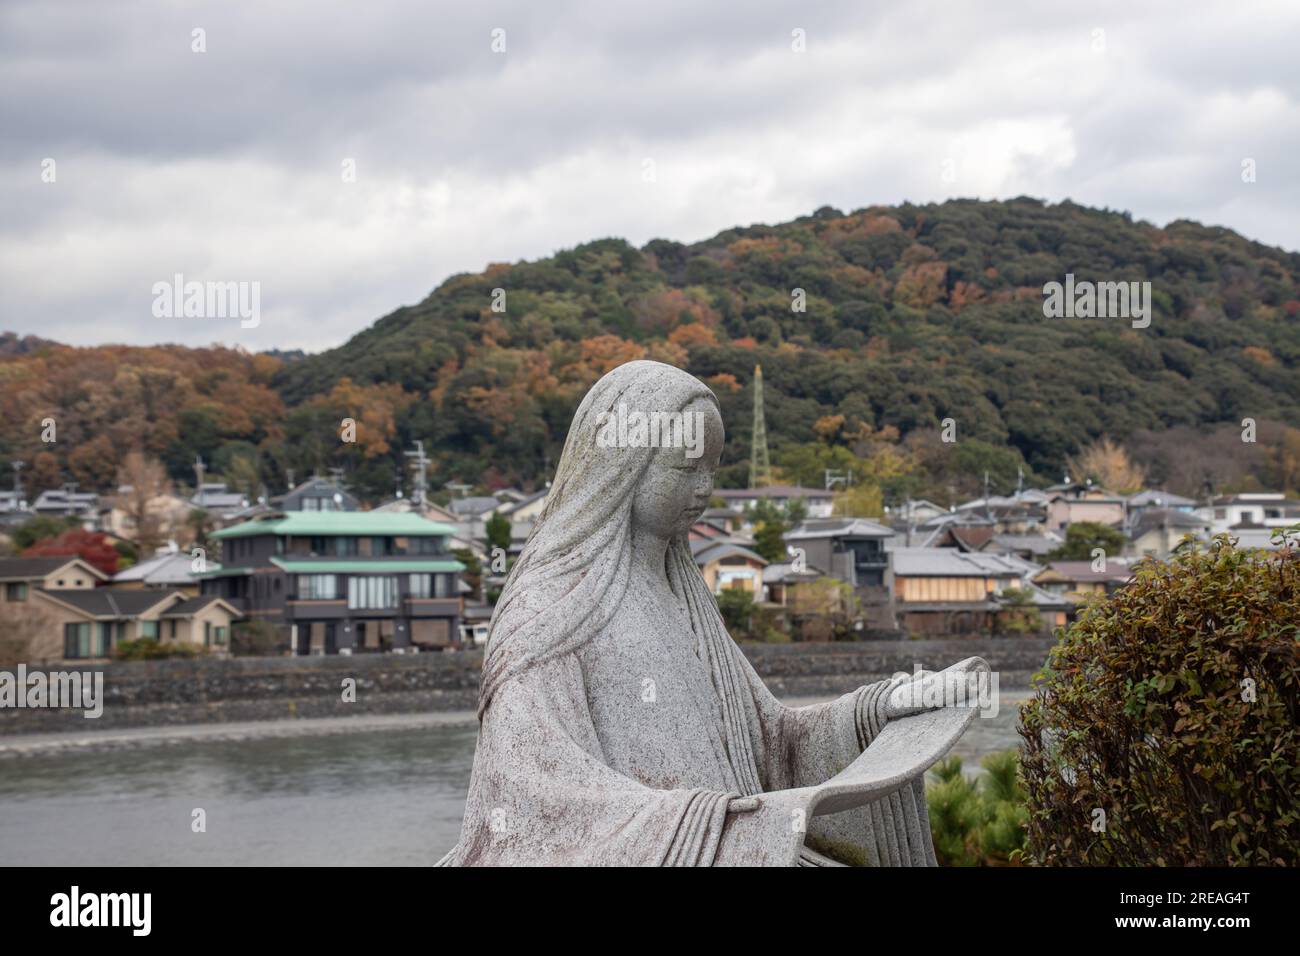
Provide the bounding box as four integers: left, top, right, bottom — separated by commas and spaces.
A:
298, 574, 337, 600
64, 623, 91, 659
409, 574, 432, 598
139, 621, 159, 639
64, 623, 110, 659
214, 625, 227, 645
434, 574, 452, 598
348, 576, 398, 610
413, 537, 443, 555
303, 497, 319, 511
5, 582, 27, 602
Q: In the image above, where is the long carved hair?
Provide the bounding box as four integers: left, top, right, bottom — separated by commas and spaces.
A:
477, 360, 763, 792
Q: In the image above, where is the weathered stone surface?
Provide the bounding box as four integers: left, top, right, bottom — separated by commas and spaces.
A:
439, 360, 987, 866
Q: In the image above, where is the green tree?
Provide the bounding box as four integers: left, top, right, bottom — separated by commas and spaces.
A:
453, 547, 483, 601
485, 511, 513, 553
716, 588, 756, 639
1047, 521, 1125, 560
927, 751, 1028, 866
1020, 531, 1300, 865
11, 515, 79, 551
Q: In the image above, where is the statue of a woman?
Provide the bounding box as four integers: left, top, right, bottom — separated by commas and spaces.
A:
439, 361, 985, 866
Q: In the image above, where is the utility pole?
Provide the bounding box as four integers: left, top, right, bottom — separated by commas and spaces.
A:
194, 455, 207, 498
749, 365, 772, 489
11, 460, 23, 502
983, 470, 992, 521
404, 441, 429, 507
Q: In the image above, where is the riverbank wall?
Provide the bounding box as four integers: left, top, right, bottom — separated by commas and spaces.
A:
0, 638, 1054, 734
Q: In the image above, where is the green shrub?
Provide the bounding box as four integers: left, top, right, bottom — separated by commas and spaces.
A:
230, 620, 290, 657
1019, 531, 1300, 865
926, 751, 1027, 866
114, 638, 202, 661
717, 588, 756, 637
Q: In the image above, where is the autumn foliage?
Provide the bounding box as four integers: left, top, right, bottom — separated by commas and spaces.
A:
23, 528, 120, 576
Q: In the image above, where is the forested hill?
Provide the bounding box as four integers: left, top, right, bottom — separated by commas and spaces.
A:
273, 197, 1300, 497
4, 198, 1300, 506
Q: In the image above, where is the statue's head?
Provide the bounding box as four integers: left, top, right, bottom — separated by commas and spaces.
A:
627, 392, 724, 541
478, 360, 726, 711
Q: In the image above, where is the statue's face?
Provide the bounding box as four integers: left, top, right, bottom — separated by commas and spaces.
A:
632, 398, 724, 539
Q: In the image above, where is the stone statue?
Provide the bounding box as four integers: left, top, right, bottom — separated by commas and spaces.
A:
438, 360, 988, 866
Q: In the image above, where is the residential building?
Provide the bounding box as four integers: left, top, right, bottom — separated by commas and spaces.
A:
271, 477, 359, 512
200, 512, 464, 655
1044, 484, 1127, 531
112, 549, 207, 594
1127, 489, 1197, 519
888, 548, 1031, 635
1032, 559, 1134, 608
98, 488, 191, 543
496, 488, 549, 525
190, 482, 249, 519
761, 561, 823, 606
714, 485, 836, 519
27, 589, 239, 661
0, 556, 106, 597
786, 517, 894, 626
1208, 493, 1300, 533
447, 496, 501, 542
31, 488, 99, 523
1125, 508, 1213, 559
690, 540, 767, 596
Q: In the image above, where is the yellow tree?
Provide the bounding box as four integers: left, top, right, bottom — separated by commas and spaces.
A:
1066, 437, 1148, 493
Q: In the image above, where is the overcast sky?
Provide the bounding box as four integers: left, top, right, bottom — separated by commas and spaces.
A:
1, 0, 1296, 352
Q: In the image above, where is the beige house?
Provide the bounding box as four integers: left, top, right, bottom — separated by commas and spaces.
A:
1032, 560, 1134, 606
99, 489, 193, 544
1045, 486, 1127, 531
24, 588, 239, 662
0, 556, 106, 598
690, 541, 768, 595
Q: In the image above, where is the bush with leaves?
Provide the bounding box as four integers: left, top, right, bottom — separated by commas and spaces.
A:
230, 620, 290, 657
114, 638, 203, 661
926, 751, 1027, 866
1019, 531, 1300, 865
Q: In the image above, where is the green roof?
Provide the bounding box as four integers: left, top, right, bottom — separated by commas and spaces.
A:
211, 512, 456, 540
193, 565, 252, 579
270, 558, 464, 574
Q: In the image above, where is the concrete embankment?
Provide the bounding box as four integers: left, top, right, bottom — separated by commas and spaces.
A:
0, 638, 1054, 735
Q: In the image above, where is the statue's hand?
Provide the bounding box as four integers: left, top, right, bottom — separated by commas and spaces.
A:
727, 796, 760, 813
880, 670, 942, 721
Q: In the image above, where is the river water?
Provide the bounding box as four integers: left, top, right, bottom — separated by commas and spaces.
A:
0, 693, 1029, 865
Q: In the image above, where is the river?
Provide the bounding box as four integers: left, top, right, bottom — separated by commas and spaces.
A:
0, 693, 1030, 865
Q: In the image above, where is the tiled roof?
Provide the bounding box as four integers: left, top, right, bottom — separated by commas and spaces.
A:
0, 556, 96, 580
891, 548, 1027, 577
786, 518, 894, 540
38, 587, 177, 618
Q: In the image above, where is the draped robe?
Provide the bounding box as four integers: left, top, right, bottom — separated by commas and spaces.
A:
437, 360, 942, 867
438, 548, 937, 867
